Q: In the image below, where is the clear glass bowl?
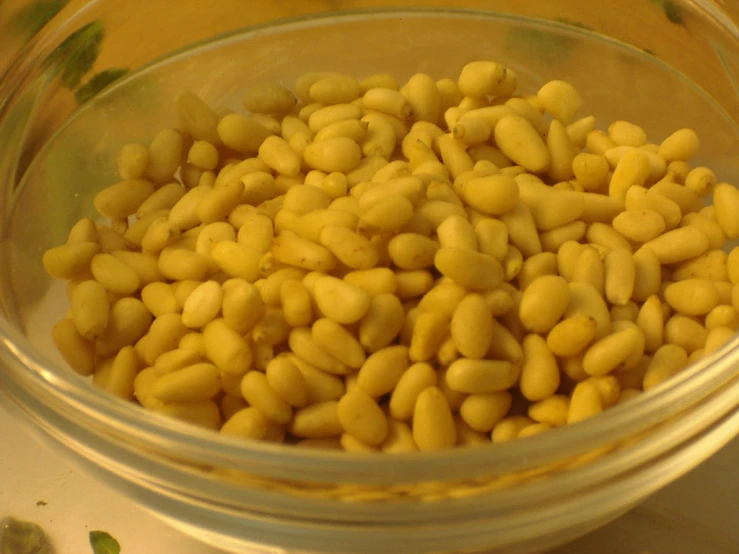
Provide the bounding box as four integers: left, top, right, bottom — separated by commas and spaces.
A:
1, 4, 738, 554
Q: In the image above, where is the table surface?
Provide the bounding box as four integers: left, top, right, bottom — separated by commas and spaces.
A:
1, 400, 737, 554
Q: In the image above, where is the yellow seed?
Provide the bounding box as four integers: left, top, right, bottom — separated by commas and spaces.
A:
276, 279, 311, 328
434, 247, 504, 291
437, 214, 478, 251
265, 357, 310, 408
71, 280, 110, 340
624, 186, 682, 230
52, 318, 96, 376
684, 167, 716, 197
312, 318, 366, 369
608, 120, 647, 147
221, 407, 268, 441
579, 193, 624, 224
337, 390, 388, 447
475, 218, 509, 261
243, 82, 296, 114
315, 118, 367, 143
181, 280, 223, 329
642, 226, 709, 265
357, 345, 409, 398
445, 358, 519, 394
586, 222, 632, 252
154, 348, 203, 376
217, 113, 273, 152
389, 362, 437, 421
486, 317, 524, 364
519, 332, 560, 403
403, 73, 441, 123
95, 179, 156, 219
630, 247, 661, 303
66, 217, 99, 246
612, 209, 666, 243
95, 298, 153, 357
664, 279, 720, 316
572, 153, 609, 192
203, 318, 252, 374
705, 305, 739, 331
388, 233, 440, 270
271, 230, 336, 273
500, 201, 543, 257
609, 149, 650, 201
288, 327, 347, 375
319, 225, 379, 270
135, 313, 188, 366
547, 315, 598, 357
150, 362, 220, 403
343, 268, 396, 296
43, 242, 100, 280
208, 241, 260, 282
117, 143, 150, 180
312, 276, 371, 325
453, 117, 491, 145
103, 346, 141, 400
537, 79, 582, 124
220, 279, 264, 335
382, 419, 419, 453
704, 326, 735, 356
462, 174, 520, 216
713, 183, 739, 239
187, 140, 219, 171
412, 387, 457, 452
451, 294, 494, 359
409, 310, 449, 363
572, 246, 605, 297
357, 195, 414, 235
255, 135, 301, 177
636, 295, 664, 353
658, 128, 700, 162
494, 115, 550, 173
362, 88, 411, 119
519, 275, 570, 333
567, 115, 596, 148
241, 371, 292, 424
90, 253, 141, 295
458, 60, 507, 97
517, 423, 552, 438
153, 400, 221, 430
643, 344, 689, 390
491, 416, 534, 443
528, 395, 570, 427
289, 356, 345, 405
582, 326, 642, 376
459, 391, 512, 432
359, 293, 406, 352
604, 248, 636, 306
567, 381, 603, 424
680, 213, 725, 251
664, 314, 709, 353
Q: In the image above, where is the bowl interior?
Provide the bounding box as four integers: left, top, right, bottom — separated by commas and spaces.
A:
2, 6, 738, 439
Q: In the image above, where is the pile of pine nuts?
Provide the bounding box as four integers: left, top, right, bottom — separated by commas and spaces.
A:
43, 60, 739, 453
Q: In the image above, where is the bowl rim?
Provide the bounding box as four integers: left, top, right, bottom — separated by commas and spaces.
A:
1, 6, 738, 485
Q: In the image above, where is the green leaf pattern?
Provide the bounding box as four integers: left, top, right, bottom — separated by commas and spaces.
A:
88, 531, 120, 554
9, 0, 70, 37
41, 19, 129, 104
75, 68, 130, 104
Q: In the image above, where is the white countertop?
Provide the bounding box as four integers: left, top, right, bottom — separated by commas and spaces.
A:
1, 399, 737, 554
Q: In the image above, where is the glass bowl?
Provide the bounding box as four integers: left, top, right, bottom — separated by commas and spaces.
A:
1, 5, 738, 554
